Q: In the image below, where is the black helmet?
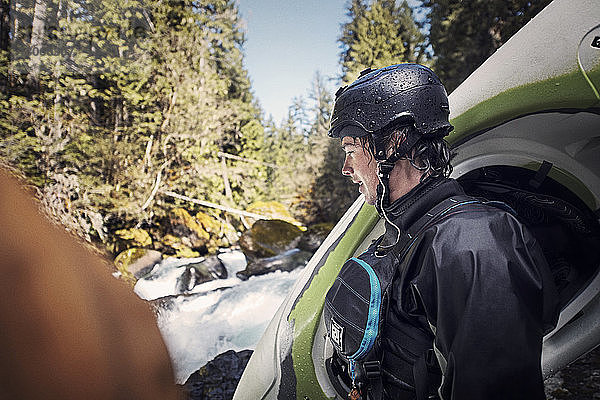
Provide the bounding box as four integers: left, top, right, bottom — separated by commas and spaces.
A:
330, 64, 453, 221
328, 64, 452, 141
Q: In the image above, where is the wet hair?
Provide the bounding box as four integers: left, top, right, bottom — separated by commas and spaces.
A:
356, 124, 453, 180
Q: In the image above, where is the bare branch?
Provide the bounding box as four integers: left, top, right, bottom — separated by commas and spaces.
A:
141, 161, 169, 210
160, 190, 271, 220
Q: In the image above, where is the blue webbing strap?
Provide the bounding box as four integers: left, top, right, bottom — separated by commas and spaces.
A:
347, 257, 382, 381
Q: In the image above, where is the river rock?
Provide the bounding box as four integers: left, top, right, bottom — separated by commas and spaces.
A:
114, 248, 163, 281
246, 201, 302, 227
239, 219, 303, 259
176, 255, 228, 293
545, 346, 600, 399
236, 248, 312, 280
182, 349, 253, 400
298, 222, 334, 252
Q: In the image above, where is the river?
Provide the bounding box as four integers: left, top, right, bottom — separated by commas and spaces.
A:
133, 250, 305, 384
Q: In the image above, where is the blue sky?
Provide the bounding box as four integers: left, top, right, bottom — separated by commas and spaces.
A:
237, 0, 347, 123
236, 0, 426, 123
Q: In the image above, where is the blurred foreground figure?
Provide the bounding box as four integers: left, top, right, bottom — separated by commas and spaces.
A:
0, 169, 180, 399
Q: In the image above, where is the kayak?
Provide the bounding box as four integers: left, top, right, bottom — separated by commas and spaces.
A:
234, 0, 600, 398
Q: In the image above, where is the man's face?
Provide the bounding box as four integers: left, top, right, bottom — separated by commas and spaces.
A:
341, 136, 380, 205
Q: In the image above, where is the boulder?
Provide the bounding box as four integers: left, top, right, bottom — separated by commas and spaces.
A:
246, 201, 303, 227
298, 222, 334, 252
135, 252, 242, 301
114, 248, 162, 281
195, 211, 238, 252
238, 219, 303, 259
182, 349, 253, 400
236, 248, 312, 281
176, 255, 228, 293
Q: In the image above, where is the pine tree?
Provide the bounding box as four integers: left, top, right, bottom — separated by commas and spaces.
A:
305, 72, 356, 223
263, 72, 356, 224
1, 0, 265, 248
0, 0, 159, 241
421, 0, 552, 92
339, 0, 426, 83
109, 0, 267, 220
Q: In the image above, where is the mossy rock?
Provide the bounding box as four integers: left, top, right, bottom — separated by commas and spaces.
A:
239, 219, 303, 259
114, 228, 152, 247
114, 248, 162, 283
174, 247, 200, 258
246, 201, 304, 228
169, 208, 210, 249
196, 211, 238, 252
161, 234, 182, 247
159, 234, 200, 258
195, 212, 222, 235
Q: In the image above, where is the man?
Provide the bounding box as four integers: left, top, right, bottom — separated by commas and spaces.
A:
323, 64, 559, 399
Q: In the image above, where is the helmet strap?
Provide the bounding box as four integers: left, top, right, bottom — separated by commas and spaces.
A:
373, 129, 422, 250
375, 161, 394, 214
372, 128, 421, 212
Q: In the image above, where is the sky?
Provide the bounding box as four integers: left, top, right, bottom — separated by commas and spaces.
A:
237, 0, 348, 123
236, 0, 425, 124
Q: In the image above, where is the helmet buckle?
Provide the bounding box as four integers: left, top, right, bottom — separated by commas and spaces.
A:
378, 161, 395, 179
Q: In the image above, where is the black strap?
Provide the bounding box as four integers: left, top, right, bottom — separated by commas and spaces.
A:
363, 360, 384, 400
373, 129, 421, 213
413, 349, 442, 400
529, 160, 553, 189
381, 195, 479, 259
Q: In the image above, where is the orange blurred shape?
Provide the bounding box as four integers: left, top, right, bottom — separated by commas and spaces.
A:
0, 169, 181, 399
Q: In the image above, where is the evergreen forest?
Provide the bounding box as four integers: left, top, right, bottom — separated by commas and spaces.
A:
0, 0, 551, 262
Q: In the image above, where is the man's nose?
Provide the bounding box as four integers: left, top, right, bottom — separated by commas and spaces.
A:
341, 159, 353, 176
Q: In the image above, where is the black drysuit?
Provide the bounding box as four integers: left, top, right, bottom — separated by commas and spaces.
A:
352, 176, 559, 399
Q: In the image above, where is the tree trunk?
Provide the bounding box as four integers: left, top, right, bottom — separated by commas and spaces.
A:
27, 0, 48, 87
221, 155, 233, 200
0, 0, 9, 52
0, 0, 10, 92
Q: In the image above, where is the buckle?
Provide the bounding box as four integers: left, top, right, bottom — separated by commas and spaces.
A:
377, 162, 395, 179
363, 361, 381, 379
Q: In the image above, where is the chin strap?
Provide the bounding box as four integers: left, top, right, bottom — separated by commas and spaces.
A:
372, 129, 421, 254
372, 129, 420, 210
